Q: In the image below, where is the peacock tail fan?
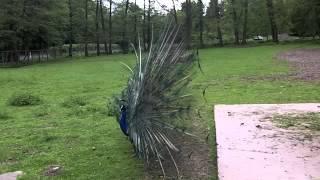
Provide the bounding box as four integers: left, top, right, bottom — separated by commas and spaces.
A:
113, 20, 198, 177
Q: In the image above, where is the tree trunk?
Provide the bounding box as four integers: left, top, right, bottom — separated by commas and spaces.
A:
134, 0, 138, 47
185, 0, 192, 49
172, 0, 178, 24
231, 0, 240, 45
68, 0, 73, 57
147, 0, 151, 50
143, 0, 147, 51
84, 0, 89, 56
266, 0, 279, 42
21, 0, 27, 50
109, 0, 112, 54
100, 0, 108, 54
122, 0, 130, 54
198, 0, 204, 48
213, 0, 223, 46
242, 0, 248, 44
95, 0, 100, 56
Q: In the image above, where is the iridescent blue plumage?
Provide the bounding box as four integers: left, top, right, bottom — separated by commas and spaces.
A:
119, 105, 128, 136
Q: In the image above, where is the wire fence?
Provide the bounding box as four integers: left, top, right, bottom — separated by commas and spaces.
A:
0, 44, 123, 67
0, 47, 71, 67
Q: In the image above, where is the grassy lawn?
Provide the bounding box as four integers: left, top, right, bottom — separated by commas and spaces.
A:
195, 42, 320, 104
1, 42, 320, 179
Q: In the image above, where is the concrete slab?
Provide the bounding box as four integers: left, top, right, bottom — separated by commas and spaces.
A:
0, 171, 23, 180
214, 103, 320, 180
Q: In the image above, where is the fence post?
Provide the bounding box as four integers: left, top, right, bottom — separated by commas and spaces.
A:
1, 52, 3, 65
27, 50, 29, 64
15, 51, 19, 65
6, 51, 9, 64
38, 50, 41, 62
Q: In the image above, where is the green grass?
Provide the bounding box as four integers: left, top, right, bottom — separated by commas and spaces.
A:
272, 112, 320, 131
0, 41, 319, 179
0, 54, 143, 179
195, 42, 320, 104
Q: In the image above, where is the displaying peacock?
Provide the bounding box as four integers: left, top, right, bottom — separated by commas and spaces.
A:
112, 20, 198, 177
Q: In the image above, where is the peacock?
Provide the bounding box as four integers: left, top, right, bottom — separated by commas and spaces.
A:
112, 20, 198, 177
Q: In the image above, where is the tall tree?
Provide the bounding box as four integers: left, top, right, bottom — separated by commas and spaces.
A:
247, 0, 270, 38
215, 0, 223, 46
242, 0, 248, 44
122, 0, 130, 53
21, 0, 28, 50
266, 0, 278, 42
84, 0, 89, 56
290, 0, 320, 38
109, 0, 113, 54
198, 0, 204, 47
68, 0, 73, 57
208, 0, 224, 46
100, 0, 108, 54
134, 0, 138, 47
172, 0, 178, 24
147, 0, 152, 50
185, 0, 192, 49
0, 0, 67, 51
231, 0, 240, 45
95, 0, 100, 56
143, 0, 147, 50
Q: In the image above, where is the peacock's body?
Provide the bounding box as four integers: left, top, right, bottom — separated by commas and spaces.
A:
113, 21, 197, 175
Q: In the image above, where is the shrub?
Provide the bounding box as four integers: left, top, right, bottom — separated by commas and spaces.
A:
8, 93, 42, 106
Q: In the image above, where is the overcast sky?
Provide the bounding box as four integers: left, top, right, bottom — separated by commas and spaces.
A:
135, 0, 211, 12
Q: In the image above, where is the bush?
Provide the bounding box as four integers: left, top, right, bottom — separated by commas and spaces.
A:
62, 96, 88, 108
8, 93, 42, 106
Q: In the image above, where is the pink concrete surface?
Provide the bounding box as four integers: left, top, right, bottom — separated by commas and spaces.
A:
214, 103, 320, 180
0, 171, 23, 180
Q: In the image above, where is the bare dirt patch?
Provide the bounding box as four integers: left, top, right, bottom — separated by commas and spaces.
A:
215, 103, 320, 180
144, 131, 213, 179
278, 48, 320, 81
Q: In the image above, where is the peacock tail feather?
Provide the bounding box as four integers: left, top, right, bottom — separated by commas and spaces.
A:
112, 20, 197, 176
